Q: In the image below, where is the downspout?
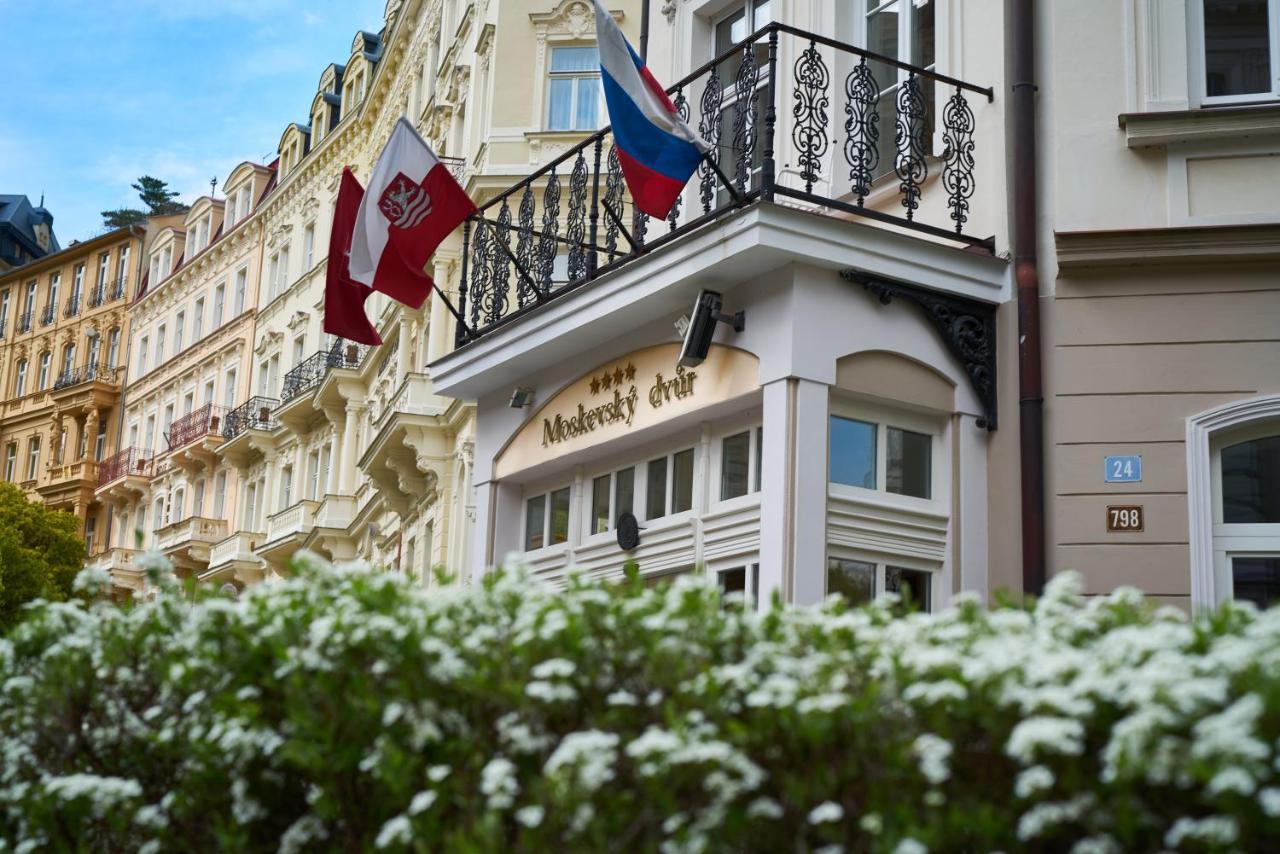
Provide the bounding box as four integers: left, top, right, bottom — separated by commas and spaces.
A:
639, 0, 650, 62
1012, 0, 1045, 596
105, 222, 147, 549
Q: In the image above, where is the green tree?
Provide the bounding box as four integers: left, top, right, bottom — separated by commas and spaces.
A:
0, 482, 84, 632
100, 175, 189, 229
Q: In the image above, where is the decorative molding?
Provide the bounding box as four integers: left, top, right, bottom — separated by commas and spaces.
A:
1119, 103, 1280, 148
1186, 395, 1280, 611
840, 269, 998, 430
661, 1, 677, 24
1056, 223, 1280, 270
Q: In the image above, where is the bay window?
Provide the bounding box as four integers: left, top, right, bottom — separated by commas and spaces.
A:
830, 414, 934, 500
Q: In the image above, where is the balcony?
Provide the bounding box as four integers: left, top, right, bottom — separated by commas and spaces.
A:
88, 547, 144, 596
87, 284, 106, 308
39, 304, 55, 326
36, 458, 100, 507
165, 403, 228, 472
109, 276, 127, 301
302, 494, 358, 561
433, 23, 1003, 419
281, 344, 368, 403
218, 396, 280, 469
439, 155, 467, 184
96, 446, 155, 502
206, 530, 267, 584
17, 310, 31, 333
155, 515, 227, 573
63, 296, 81, 318
257, 499, 320, 565
53, 362, 120, 392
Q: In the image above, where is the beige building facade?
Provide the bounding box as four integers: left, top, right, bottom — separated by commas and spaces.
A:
0, 226, 144, 554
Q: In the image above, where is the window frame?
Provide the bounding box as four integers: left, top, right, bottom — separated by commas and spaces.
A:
545, 45, 604, 132
1190, 0, 1280, 107
522, 483, 574, 553
828, 398, 943, 511
825, 547, 938, 612
1210, 418, 1280, 606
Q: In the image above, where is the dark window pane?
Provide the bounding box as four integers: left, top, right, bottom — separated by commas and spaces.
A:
886, 565, 932, 612
1204, 0, 1272, 97
615, 467, 634, 523
525, 495, 546, 551
591, 474, 611, 534
672, 448, 695, 513
718, 566, 746, 595
1233, 556, 1280, 608
827, 557, 875, 604
754, 426, 762, 492
549, 487, 571, 545
721, 431, 751, 500
647, 457, 667, 519
887, 427, 931, 499
830, 416, 877, 488
1222, 435, 1280, 523
912, 0, 935, 68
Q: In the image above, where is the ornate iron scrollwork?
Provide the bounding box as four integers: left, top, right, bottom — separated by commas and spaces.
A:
469, 219, 497, 327
538, 168, 561, 293
941, 88, 976, 235
894, 74, 928, 221
839, 269, 997, 430
670, 88, 690, 231
603, 144, 624, 258
698, 64, 724, 214
732, 43, 759, 193
566, 150, 589, 282
516, 184, 537, 307
844, 58, 880, 206
493, 199, 513, 314
792, 39, 830, 194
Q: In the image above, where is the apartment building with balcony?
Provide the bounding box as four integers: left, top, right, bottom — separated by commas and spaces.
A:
93, 172, 271, 595
0, 225, 145, 554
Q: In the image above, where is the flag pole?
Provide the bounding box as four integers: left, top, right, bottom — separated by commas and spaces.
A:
431, 283, 472, 340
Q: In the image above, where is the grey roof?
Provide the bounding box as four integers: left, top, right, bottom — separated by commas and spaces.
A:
0, 194, 60, 263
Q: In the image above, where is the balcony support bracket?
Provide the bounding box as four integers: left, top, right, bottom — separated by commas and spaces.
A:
840, 269, 997, 430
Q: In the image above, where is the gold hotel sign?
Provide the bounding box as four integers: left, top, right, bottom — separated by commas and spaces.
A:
495, 343, 759, 479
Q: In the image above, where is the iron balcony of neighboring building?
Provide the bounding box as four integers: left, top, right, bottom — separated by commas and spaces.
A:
439, 155, 467, 185
432, 23, 1004, 417
87, 284, 106, 308
218, 396, 281, 469
52, 362, 121, 393
17, 310, 32, 333
63, 296, 80, 318
108, 276, 127, 301
276, 343, 368, 433
155, 515, 228, 575
164, 403, 229, 473
96, 446, 155, 503
39, 304, 55, 326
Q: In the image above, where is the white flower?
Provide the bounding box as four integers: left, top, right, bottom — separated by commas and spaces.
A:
531, 658, 576, 679
544, 731, 620, 793
1014, 765, 1055, 799
912, 734, 953, 785
408, 790, 437, 815
1006, 716, 1085, 764
515, 805, 545, 828
45, 774, 142, 819
72, 566, 112, 597
1164, 815, 1239, 848
892, 840, 927, 854
807, 801, 843, 824
859, 812, 883, 834
480, 756, 519, 810
427, 765, 450, 783
1206, 766, 1256, 797
374, 815, 412, 849
746, 798, 784, 820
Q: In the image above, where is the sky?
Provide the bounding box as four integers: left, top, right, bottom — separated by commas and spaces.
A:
0, 0, 386, 245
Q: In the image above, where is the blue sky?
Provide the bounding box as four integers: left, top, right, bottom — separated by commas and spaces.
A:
0, 0, 386, 244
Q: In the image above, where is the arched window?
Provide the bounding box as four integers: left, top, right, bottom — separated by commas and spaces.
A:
36, 351, 50, 390
1189, 396, 1280, 609
107, 328, 121, 367
14, 358, 28, 396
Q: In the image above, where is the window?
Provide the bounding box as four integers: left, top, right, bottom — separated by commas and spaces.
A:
37, 351, 50, 390
303, 224, 315, 270
524, 486, 572, 550
859, 0, 936, 174
1196, 0, 1279, 103
830, 414, 933, 499
107, 328, 120, 367
60, 344, 75, 380
95, 421, 107, 461
307, 450, 320, 500
646, 457, 668, 519
224, 368, 238, 407
645, 448, 696, 520
193, 479, 205, 517
193, 297, 204, 340
717, 564, 759, 608
214, 282, 226, 326
671, 448, 695, 513
97, 253, 110, 289
1214, 429, 1280, 608
547, 46, 603, 131
293, 335, 306, 367
214, 471, 227, 518
163, 404, 175, 440
281, 465, 293, 508
153, 498, 164, 532
14, 359, 27, 396
155, 325, 166, 367
137, 337, 149, 378
0, 290, 9, 334
85, 517, 96, 555
183, 391, 195, 416
4, 444, 15, 481
26, 437, 40, 480
233, 268, 247, 315
718, 428, 763, 501
69, 265, 83, 313
174, 311, 185, 354
827, 555, 934, 612
116, 246, 130, 290
203, 379, 215, 405
87, 334, 100, 370
145, 414, 156, 451
244, 482, 258, 529
590, 474, 611, 534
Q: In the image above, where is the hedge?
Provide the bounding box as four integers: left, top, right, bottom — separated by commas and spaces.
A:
2, 553, 1279, 852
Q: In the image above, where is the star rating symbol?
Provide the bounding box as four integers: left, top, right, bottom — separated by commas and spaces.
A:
600, 371, 613, 390
612, 367, 624, 387
590, 376, 600, 395
624, 363, 636, 381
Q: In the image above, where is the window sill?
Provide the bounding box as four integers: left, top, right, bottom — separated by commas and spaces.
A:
1119, 103, 1280, 149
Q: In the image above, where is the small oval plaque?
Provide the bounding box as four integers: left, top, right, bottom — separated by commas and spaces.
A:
616, 511, 640, 551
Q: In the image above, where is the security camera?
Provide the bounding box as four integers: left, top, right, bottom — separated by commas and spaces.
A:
510, 387, 535, 409
678, 290, 744, 369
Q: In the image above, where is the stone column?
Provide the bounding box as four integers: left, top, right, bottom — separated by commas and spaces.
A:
262, 451, 281, 525
325, 427, 341, 495
340, 403, 361, 493
427, 257, 455, 364
397, 313, 413, 377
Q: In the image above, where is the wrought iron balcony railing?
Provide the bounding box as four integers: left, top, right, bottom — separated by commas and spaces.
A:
88, 284, 106, 308
222, 396, 280, 440
280, 342, 368, 402
17, 310, 32, 333
98, 446, 154, 486
109, 276, 127, 301
165, 403, 229, 451
454, 22, 992, 347
53, 363, 120, 390
63, 296, 81, 318
439, 155, 467, 184
39, 304, 56, 326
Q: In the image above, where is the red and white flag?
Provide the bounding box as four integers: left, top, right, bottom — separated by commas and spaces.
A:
322, 168, 382, 346
348, 117, 476, 309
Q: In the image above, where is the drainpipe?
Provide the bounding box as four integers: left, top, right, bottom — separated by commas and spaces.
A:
1012, 0, 1045, 596
639, 0, 650, 62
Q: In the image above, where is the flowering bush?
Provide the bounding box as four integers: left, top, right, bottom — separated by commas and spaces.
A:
3, 554, 1279, 852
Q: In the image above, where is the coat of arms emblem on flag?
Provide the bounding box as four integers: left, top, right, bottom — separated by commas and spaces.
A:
378, 172, 433, 229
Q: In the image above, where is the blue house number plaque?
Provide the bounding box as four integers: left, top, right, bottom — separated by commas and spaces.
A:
1104, 455, 1143, 484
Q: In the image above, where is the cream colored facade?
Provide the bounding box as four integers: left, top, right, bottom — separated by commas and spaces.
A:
92, 168, 270, 594
0, 226, 144, 555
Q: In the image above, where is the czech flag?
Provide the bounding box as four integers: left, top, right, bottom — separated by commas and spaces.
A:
593, 0, 710, 219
